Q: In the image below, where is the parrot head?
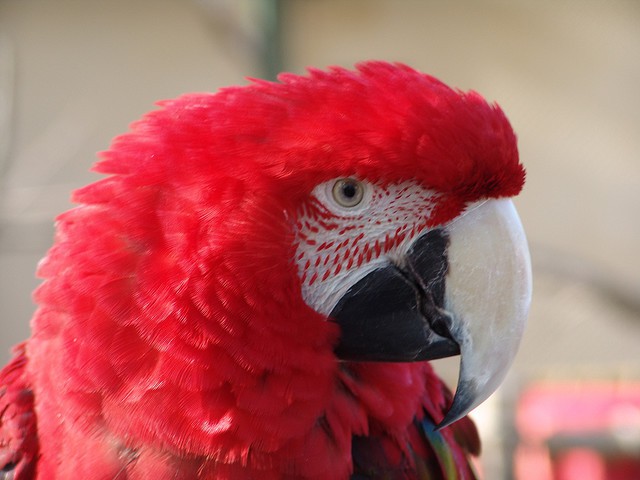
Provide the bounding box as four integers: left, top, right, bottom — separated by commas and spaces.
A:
32, 61, 530, 470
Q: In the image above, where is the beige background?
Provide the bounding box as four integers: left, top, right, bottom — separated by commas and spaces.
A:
1, 1, 639, 478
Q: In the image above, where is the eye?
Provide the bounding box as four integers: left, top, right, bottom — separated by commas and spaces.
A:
331, 178, 365, 208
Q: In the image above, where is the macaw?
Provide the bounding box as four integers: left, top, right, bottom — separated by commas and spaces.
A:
0, 61, 531, 479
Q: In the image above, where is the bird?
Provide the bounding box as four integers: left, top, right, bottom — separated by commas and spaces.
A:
0, 61, 531, 479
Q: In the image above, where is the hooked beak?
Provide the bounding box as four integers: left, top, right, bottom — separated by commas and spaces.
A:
330, 198, 532, 427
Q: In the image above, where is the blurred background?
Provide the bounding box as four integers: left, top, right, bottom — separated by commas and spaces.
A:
0, 1, 639, 478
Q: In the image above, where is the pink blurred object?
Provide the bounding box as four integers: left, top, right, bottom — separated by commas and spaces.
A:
515, 381, 640, 480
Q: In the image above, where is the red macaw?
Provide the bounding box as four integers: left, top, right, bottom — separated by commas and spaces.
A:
0, 61, 531, 479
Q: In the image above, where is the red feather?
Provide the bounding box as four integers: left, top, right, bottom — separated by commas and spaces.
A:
0, 344, 38, 479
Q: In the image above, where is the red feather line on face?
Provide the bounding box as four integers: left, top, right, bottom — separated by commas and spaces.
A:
23, 61, 521, 478
294, 180, 441, 315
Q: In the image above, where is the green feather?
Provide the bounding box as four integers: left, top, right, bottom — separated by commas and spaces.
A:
419, 418, 459, 480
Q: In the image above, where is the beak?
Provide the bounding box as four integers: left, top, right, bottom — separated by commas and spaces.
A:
330, 198, 532, 427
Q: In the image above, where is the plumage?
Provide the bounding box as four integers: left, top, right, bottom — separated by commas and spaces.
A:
0, 61, 529, 479
0, 345, 37, 480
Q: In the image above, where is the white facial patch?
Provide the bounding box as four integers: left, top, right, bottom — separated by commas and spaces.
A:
294, 179, 439, 315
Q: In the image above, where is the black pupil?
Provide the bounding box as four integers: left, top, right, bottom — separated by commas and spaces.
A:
342, 182, 357, 199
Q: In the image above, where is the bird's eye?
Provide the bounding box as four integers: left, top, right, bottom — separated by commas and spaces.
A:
332, 178, 365, 208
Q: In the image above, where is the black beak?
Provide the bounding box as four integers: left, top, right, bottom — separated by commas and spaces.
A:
330, 229, 460, 362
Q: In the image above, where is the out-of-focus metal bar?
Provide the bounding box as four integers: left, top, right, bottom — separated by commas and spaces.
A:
260, 0, 284, 80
